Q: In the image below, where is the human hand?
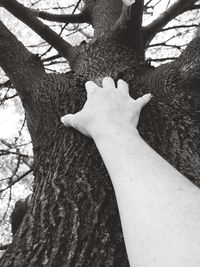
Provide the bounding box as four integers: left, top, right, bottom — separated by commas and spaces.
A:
61, 77, 151, 140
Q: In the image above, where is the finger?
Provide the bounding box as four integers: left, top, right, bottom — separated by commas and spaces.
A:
61, 114, 76, 128
136, 93, 152, 108
102, 77, 115, 89
117, 79, 129, 96
85, 81, 99, 96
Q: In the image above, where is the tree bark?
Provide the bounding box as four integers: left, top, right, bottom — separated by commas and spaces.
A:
0, 1, 200, 266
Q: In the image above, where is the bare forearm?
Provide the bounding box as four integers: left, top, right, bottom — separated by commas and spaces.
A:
61, 77, 200, 267
95, 129, 196, 191
95, 129, 200, 267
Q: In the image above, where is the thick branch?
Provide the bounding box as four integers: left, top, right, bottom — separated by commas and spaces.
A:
32, 9, 91, 24
113, 0, 144, 51
0, 21, 45, 97
186, 4, 200, 11
143, 0, 198, 46
1, 0, 73, 60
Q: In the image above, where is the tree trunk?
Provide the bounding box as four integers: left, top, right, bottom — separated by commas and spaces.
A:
0, 1, 200, 266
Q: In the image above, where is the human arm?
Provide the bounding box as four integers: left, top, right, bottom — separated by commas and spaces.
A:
61, 77, 200, 267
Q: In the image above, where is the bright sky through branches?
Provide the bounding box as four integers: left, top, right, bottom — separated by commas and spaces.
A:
0, 105, 21, 139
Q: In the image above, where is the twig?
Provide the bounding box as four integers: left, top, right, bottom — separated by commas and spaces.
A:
14, 115, 26, 144
0, 169, 33, 193
149, 56, 178, 62
161, 24, 198, 31
0, 91, 18, 104
32, 10, 90, 24
143, 0, 198, 45
40, 0, 82, 58
0, 149, 30, 158
0, 80, 12, 90
0, 187, 12, 222
42, 54, 61, 62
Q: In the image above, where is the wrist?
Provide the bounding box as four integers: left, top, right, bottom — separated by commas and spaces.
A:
91, 123, 141, 144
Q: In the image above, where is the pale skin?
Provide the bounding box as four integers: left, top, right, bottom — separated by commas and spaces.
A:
61, 77, 200, 267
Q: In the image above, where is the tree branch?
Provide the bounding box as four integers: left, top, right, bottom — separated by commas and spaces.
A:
0, 244, 11, 250
0, 20, 45, 97
0, 149, 30, 158
0, 92, 18, 104
186, 4, 200, 11
113, 0, 144, 52
1, 0, 73, 60
32, 9, 91, 24
0, 169, 33, 193
0, 80, 12, 89
161, 24, 198, 32
143, 0, 198, 46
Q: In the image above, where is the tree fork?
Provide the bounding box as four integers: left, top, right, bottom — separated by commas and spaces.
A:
1, 0, 73, 60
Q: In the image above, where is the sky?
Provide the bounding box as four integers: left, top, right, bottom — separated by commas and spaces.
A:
0, 104, 22, 139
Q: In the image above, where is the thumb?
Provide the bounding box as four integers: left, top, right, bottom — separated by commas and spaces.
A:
136, 93, 152, 109
61, 114, 76, 128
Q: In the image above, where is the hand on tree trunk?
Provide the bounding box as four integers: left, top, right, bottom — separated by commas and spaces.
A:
61, 77, 151, 140
62, 77, 200, 267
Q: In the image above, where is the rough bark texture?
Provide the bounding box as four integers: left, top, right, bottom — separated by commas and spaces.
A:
0, 1, 200, 266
